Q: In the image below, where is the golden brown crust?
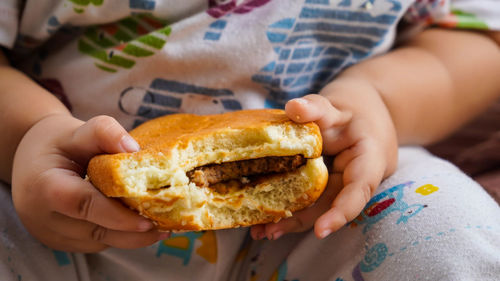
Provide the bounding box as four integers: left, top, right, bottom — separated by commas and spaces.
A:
129, 108, 321, 157
87, 153, 129, 197
87, 109, 327, 231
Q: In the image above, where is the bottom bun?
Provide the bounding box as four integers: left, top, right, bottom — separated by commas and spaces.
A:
122, 157, 328, 231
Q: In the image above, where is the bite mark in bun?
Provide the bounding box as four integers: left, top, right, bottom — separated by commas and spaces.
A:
87, 109, 328, 231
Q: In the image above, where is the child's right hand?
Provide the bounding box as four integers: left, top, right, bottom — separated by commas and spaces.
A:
11, 114, 169, 252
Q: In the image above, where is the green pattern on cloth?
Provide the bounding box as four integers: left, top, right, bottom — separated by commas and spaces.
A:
77, 14, 172, 72
67, 0, 104, 14
451, 9, 489, 29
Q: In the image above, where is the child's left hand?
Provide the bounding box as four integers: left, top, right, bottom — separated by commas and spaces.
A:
250, 83, 398, 240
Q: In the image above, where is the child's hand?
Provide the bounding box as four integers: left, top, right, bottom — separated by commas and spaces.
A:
251, 86, 398, 240
11, 114, 169, 252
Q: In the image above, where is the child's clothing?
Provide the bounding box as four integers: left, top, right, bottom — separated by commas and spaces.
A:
1, 0, 499, 280
1, 147, 499, 280
1, 0, 499, 130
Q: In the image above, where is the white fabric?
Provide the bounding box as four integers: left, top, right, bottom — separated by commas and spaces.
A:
5, 0, 415, 130
0, 0, 19, 48
1, 0, 497, 129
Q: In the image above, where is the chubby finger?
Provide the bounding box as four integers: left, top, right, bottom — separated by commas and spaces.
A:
264, 217, 305, 240
285, 94, 351, 129
42, 169, 154, 232
63, 115, 140, 164
250, 224, 266, 240
35, 227, 109, 253
314, 147, 385, 238
49, 212, 169, 249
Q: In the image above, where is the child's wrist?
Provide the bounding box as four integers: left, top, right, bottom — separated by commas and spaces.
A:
319, 75, 384, 118
25, 112, 83, 140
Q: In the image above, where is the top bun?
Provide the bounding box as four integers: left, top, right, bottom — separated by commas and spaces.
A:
87, 109, 328, 230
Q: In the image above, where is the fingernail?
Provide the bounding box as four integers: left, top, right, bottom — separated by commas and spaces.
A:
272, 231, 284, 240
319, 229, 332, 239
121, 135, 140, 152
293, 98, 309, 105
138, 220, 153, 231
158, 232, 171, 240
255, 232, 265, 240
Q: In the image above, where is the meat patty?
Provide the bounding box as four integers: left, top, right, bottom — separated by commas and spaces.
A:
187, 155, 306, 187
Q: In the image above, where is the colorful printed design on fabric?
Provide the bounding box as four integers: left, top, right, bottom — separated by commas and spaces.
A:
204, 0, 272, 41
350, 181, 428, 233
352, 223, 497, 280
403, 0, 442, 23
252, 0, 403, 108
119, 78, 243, 127
78, 14, 171, 73
439, 9, 489, 29
47, 16, 63, 34
267, 261, 345, 281
156, 231, 217, 265
195, 230, 218, 263
352, 243, 388, 281
44, 14, 83, 38
129, 0, 156, 11
415, 183, 438, 195
52, 250, 72, 266
267, 261, 295, 281
66, 0, 104, 14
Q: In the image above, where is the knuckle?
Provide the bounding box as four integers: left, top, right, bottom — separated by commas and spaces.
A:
37, 173, 73, 212
77, 192, 94, 220
90, 115, 126, 147
362, 182, 374, 204
91, 115, 116, 125
91, 225, 108, 242
91, 115, 120, 136
292, 216, 306, 230
342, 212, 351, 225
33, 170, 57, 198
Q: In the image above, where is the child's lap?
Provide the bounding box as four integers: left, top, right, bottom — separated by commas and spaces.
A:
1, 147, 499, 281
0, 180, 87, 281
237, 146, 500, 281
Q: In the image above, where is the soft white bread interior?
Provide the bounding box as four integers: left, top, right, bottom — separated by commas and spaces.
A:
87, 109, 328, 231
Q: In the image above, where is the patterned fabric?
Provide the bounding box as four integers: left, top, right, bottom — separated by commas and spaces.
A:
3, 0, 409, 130
0, 0, 498, 130
403, 0, 500, 30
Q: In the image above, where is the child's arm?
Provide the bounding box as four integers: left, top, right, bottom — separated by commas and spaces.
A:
0, 51, 70, 182
251, 28, 500, 240
339, 28, 500, 145
0, 50, 168, 252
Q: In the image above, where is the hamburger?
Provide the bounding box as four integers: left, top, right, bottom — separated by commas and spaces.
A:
87, 109, 328, 231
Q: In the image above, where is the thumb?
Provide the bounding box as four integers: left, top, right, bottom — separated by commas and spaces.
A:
63, 115, 140, 165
